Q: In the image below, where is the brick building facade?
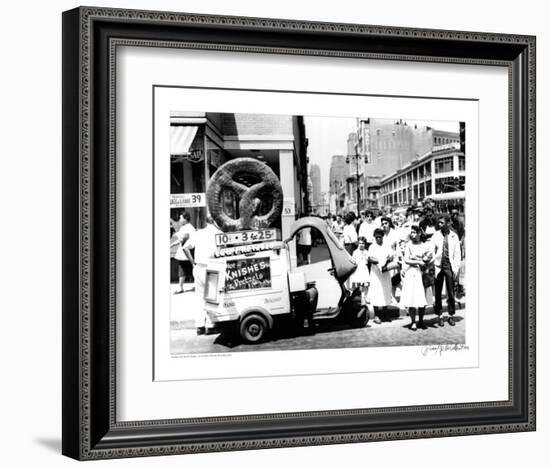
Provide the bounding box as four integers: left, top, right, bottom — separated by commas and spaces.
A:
170, 111, 308, 267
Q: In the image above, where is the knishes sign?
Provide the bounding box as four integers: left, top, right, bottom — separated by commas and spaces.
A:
224, 257, 271, 292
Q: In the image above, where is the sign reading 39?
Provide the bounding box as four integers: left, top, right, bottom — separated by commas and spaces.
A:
170, 192, 206, 208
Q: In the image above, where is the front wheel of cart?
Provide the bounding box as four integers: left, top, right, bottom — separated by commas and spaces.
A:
240, 313, 269, 344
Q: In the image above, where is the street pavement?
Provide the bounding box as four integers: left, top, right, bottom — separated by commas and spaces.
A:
169, 282, 466, 355
169, 243, 466, 354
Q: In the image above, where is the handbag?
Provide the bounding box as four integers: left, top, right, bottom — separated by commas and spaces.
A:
422, 266, 435, 288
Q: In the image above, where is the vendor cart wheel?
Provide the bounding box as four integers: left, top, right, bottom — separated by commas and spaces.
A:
240, 313, 269, 344
343, 292, 367, 327
354, 306, 369, 328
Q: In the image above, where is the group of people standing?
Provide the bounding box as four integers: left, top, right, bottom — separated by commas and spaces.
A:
170, 202, 466, 334
328, 203, 465, 331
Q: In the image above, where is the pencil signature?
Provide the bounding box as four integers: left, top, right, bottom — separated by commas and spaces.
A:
421, 344, 469, 357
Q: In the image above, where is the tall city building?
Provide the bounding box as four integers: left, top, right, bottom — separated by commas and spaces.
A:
379, 143, 465, 212
329, 155, 347, 214
307, 174, 313, 213
329, 155, 347, 194
309, 164, 321, 208
356, 119, 433, 178
346, 118, 461, 210
347, 132, 358, 157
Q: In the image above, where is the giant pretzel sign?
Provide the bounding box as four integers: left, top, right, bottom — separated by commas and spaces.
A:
207, 158, 284, 232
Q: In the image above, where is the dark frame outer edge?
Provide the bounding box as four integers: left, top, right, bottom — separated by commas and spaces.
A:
62, 7, 81, 460
61, 6, 536, 460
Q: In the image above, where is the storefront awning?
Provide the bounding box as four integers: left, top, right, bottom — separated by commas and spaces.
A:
430, 191, 465, 200
170, 125, 199, 155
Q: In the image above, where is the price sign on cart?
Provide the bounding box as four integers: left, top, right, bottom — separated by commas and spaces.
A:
215, 229, 279, 247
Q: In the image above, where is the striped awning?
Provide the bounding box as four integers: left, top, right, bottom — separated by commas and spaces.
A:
170, 125, 199, 156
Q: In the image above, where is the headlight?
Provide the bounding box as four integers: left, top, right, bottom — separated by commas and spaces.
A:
204, 270, 220, 303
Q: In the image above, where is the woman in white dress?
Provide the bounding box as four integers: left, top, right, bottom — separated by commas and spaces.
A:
349, 236, 370, 314
401, 225, 428, 330
367, 228, 393, 323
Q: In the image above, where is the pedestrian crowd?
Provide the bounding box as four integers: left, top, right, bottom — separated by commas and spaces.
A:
325, 199, 466, 331
170, 198, 466, 335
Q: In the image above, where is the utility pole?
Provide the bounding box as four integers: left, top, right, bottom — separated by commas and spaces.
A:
355, 147, 361, 218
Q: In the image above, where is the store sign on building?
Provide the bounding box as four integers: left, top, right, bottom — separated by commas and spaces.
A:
282, 198, 296, 216
208, 150, 223, 168
170, 192, 206, 208
363, 124, 370, 163
181, 149, 204, 163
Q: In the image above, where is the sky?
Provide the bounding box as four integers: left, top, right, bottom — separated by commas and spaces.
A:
304, 116, 460, 194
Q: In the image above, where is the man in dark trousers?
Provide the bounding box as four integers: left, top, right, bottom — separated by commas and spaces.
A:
450, 208, 465, 240
432, 215, 462, 326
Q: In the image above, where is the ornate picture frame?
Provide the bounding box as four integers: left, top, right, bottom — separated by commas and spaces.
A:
62, 6, 536, 460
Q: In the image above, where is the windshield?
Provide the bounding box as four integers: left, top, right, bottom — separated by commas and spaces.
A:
287, 216, 356, 282
324, 226, 344, 250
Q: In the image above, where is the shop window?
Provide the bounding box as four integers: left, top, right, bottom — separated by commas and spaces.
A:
425, 163, 432, 176
419, 183, 425, 199
435, 176, 464, 194
435, 156, 454, 174
426, 182, 432, 196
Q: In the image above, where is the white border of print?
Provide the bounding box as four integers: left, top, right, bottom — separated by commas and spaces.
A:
153, 86, 478, 381
116, 46, 508, 422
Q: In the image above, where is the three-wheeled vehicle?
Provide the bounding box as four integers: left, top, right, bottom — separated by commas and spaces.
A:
202, 217, 367, 343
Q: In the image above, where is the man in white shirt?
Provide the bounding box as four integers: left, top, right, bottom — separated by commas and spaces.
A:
183, 215, 221, 334
358, 210, 376, 247
432, 215, 462, 326
297, 226, 312, 265
331, 214, 344, 245
169, 211, 196, 294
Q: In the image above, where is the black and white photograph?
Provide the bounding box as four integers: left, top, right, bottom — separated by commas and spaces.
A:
167, 112, 467, 355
